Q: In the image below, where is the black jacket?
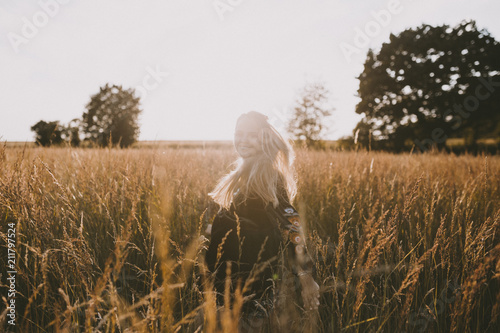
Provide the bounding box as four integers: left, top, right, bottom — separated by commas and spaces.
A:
205, 185, 314, 306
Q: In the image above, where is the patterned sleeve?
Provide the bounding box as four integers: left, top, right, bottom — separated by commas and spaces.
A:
278, 202, 315, 275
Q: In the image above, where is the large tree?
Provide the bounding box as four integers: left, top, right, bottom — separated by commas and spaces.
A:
82, 84, 142, 147
354, 20, 500, 152
287, 82, 334, 148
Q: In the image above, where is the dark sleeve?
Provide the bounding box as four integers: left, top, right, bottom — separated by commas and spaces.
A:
205, 210, 238, 273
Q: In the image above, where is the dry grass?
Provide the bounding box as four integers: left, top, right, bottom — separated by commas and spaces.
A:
0, 144, 499, 332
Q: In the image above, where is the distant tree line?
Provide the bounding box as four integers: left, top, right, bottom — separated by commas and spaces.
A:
31, 20, 499, 154
32, 80, 335, 149
31, 84, 142, 148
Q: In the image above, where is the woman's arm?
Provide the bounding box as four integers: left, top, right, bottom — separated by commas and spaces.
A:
279, 205, 315, 275
267, 187, 320, 310
279, 204, 320, 310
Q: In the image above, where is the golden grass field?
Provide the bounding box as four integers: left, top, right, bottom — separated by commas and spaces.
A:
0, 144, 499, 332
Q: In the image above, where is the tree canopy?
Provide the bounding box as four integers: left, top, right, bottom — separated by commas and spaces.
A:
82, 84, 142, 147
354, 20, 500, 152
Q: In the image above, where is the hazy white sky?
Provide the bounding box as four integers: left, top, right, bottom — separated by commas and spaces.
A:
1, 0, 499, 142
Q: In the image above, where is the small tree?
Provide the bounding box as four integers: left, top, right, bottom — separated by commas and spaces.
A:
287, 82, 334, 148
31, 120, 64, 146
82, 84, 142, 147
61, 119, 81, 147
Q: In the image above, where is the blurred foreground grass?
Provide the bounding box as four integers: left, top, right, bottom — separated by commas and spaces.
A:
0, 145, 499, 332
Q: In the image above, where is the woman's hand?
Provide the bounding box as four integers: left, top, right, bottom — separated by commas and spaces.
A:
298, 273, 320, 310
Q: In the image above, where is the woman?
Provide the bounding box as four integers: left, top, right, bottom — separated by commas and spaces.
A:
205, 111, 320, 331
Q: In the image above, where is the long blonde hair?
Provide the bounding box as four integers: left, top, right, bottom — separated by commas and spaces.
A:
209, 111, 297, 210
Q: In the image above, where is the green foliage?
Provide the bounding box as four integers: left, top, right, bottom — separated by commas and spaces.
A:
82, 83, 142, 148
287, 82, 334, 148
30, 120, 64, 146
355, 20, 500, 152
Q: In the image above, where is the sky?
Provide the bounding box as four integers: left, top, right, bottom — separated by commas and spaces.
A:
1, 0, 499, 142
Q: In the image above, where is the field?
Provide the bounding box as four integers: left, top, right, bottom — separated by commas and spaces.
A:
0, 144, 499, 332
